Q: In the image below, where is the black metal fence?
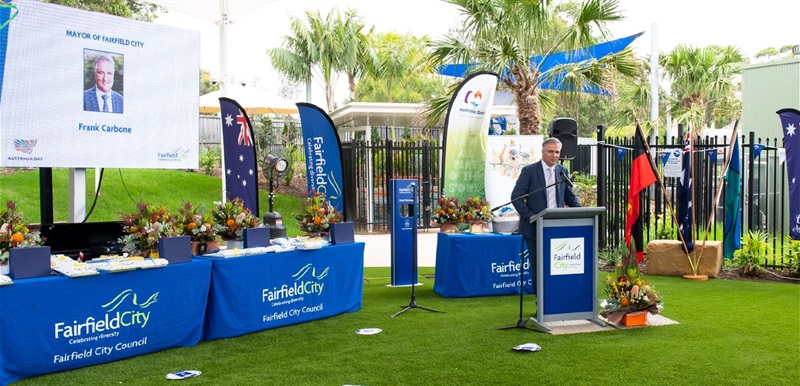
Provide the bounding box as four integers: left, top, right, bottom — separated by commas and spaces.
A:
597, 126, 790, 269
246, 118, 791, 267
343, 138, 442, 233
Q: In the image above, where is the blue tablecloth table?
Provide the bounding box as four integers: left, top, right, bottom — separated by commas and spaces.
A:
433, 233, 533, 298
0, 259, 212, 385
200, 242, 365, 340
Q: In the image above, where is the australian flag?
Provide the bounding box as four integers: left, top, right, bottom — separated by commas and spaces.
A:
219, 97, 259, 214
677, 132, 694, 252
777, 109, 800, 240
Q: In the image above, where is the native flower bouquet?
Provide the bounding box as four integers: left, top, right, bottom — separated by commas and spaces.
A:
211, 198, 259, 240
175, 201, 217, 243
0, 200, 44, 263
432, 196, 463, 225
600, 254, 662, 321
295, 190, 343, 233
462, 196, 492, 222
119, 202, 180, 254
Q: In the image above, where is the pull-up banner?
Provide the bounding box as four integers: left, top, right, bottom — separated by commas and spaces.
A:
219, 97, 259, 214
297, 103, 345, 215
442, 71, 498, 199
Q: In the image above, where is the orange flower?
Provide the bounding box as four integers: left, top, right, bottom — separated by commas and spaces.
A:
226, 219, 235, 228
186, 222, 198, 231
620, 297, 629, 307
10, 232, 24, 244
314, 216, 322, 225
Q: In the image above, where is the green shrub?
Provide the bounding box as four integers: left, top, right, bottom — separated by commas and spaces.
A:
199, 146, 220, 176
732, 230, 773, 276
599, 244, 629, 267
783, 235, 800, 274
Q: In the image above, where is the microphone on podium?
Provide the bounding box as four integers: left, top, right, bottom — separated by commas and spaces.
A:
560, 171, 573, 188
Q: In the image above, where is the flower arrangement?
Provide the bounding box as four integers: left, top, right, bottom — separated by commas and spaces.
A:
462, 196, 492, 222
600, 253, 662, 322
119, 202, 179, 254
432, 196, 463, 225
0, 200, 44, 263
294, 190, 343, 233
175, 201, 217, 243
211, 198, 259, 240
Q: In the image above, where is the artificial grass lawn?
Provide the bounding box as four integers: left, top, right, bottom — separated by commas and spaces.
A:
0, 168, 304, 236
15, 269, 800, 385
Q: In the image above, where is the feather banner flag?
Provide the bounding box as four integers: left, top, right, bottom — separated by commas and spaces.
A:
777, 109, 800, 240
442, 71, 498, 199
297, 103, 346, 216
723, 135, 742, 257
219, 97, 259, 214
625, 125, 658, 262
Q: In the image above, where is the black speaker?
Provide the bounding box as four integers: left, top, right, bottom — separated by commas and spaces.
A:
549, 117, 578, 160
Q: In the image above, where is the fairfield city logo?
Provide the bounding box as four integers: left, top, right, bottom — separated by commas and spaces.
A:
551, 238, 585, 274
262, 263, 329, 303
54, 289, 158, 340
463, 90, 483, 107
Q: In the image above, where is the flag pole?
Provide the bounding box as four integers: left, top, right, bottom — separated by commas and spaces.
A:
632, 119, 693, 268
695, 117, 741, 266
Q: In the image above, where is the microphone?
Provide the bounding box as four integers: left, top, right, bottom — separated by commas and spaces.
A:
560, 171, 573, 188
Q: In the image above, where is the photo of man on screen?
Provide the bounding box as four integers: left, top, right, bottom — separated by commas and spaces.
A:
83, 53, 124, 113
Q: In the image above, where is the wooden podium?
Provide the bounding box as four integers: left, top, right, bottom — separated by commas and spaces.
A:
529, 207, 606, 331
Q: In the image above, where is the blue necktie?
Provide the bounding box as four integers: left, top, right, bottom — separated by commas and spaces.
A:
101, 95, 109, 112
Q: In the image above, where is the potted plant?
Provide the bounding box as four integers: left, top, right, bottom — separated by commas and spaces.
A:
461, 196, 492, 232
175, 201, 219, 254
0, 200, 44, 274
212, 198, 259, 248
599, 251, 663, 326
294, 190, 343, 236
432, 196, 463, 233
119, 202, 179, 257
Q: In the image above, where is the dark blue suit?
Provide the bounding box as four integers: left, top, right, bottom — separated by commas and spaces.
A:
83, 86, 124, 113
510, 160, 580, 294
511, 160, 580, 240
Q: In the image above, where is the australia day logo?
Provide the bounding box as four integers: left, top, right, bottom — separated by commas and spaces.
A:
464, 90, 483, 107
14, 139, 37, 154
550, 238, 585, 275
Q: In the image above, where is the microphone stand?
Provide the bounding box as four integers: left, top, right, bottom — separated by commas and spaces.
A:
493, 178, 564, 331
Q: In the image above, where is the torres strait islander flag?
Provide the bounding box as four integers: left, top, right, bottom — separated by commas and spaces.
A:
219, 97, 259, 214
777, 108, 800, 240
625, 125, 659, 262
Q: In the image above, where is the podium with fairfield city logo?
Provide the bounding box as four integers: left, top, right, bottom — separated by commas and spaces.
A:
529, 207, 606, 331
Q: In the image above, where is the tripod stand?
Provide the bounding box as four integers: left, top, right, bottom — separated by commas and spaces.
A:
494, 237, 540, 331
391, 183, 444, 318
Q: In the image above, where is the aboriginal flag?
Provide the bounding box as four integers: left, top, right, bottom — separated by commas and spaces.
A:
625, 126, 659, 262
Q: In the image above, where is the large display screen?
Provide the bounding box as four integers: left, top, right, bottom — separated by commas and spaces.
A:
0, 0, 200, 168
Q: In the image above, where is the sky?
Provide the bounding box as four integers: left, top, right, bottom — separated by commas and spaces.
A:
152, 0, 798, 110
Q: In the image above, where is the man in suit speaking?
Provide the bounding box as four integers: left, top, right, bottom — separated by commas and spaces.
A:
83, 55, 123, 113
511, 137, 581, 292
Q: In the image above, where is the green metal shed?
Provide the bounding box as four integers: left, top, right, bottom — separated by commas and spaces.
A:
741, 56, 800, 139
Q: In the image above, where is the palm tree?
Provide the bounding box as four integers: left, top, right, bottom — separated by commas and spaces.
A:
268, 9, 353, 111
427, 0, 638, 134
365, 32, 430, 103
659, 44, 744, 131
338, 9, 374, 101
